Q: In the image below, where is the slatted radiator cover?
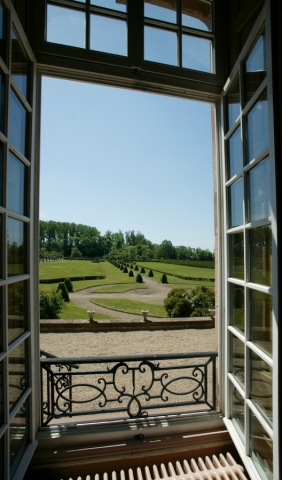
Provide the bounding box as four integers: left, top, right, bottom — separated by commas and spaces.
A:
67, 453, 248, 480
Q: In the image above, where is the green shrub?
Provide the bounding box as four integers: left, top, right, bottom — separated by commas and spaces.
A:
188, 285, 215, 317
140, 267, 145, 273
128, 269, 134, 277
148, 269, 154, 277
135, 273, 143, 283
164, 288, 191, 318
40, 290, 64, 319
134, 265, 139, 271
57, 282, 70, 302
120, 265, 124, 270
160, 273, 168, 284
130, 264, 134, 269
123, 266, 128, 273
64, 278, 73, 292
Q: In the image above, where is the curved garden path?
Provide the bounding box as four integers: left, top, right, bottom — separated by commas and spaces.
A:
69, 276, 173, 319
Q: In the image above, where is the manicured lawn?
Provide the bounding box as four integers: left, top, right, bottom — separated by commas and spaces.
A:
91, 298, 167, 317
92, 284, 148, 293
59, 302, 114, 320
136, 262, 215, 280
39, 259, 102, 280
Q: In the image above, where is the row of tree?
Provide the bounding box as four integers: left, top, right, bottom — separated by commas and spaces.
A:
39, 220, 214, 262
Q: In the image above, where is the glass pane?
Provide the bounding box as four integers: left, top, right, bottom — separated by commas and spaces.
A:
0, 433, 4, 480
9, 88, 27, 157
182, 35, 211, 73
0, 360, 3, 425
47, 5, 86, 49
248, 157, 271, 222
11, 28, 29, 99
226, 74, 240, 131
145, 26, 177, 66
0, 142, 3, 205
244, 32, 266, 105
182, 0, 211, 31
228, 178, 243, 228
250, 349, 272, 424
90, 15, 127, 56
246, 91, 268, 162
227, 127, 242, 179
10, 401, 28, 474
0, 1, 6, 64
250, 290, 272, 355
230, 284, 244, 333
145, 0, 176, 23
8, 152, 26, 215
0, 216, 2, 279
249, 226, 272, 286
0, 71, 4, 133
8, 281, 27, 345
91, 0, 126, 12
230, 333, 245, 387
229, 232, 244, 280
0, 286, 3, 349
230, 382, 244, 441
250, 414, 273, 479
9, 340, 27, 410
7, 218, 26, 277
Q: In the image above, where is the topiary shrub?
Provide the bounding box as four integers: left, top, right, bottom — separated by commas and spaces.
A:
120, 265, 124, 270
135, 273, 143, 283
57, 282, 70, 302
128, 269, 134, 277
130, 264, 134, 269
140, 267, 145, 273
164, 288, 191, 318
134, 265, 139, 271
40, 289, 65, 319
160, 273, 168, 284
148, 269, 154, 277
123, 266, 128, 273
64, 278, 73, 292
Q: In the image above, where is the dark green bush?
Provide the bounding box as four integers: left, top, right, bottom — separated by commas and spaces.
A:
40, 290, 64, 319
130, 264, 134, 269
188, 286, 215, 317
123, 266, 128, 273
128, 270, 134, 277
135, 273, 143, 283
140, 267, 145, 273
134, 265, 139, 271
160, 273, 168, 283
148, 269, 154, 277
164, 288, 191, 318
64, 278, 73, 292
120, 265, 124, 270
57, 282, 70, 302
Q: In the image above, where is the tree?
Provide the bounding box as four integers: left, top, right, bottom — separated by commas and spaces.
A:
71, 246, 82, 258
187, 286, 215, 317
154, 240, 176, 259
64, 278, 73, 292
40, 290, 65, 319
57, 282, 70, 302
164, 288, 191, 318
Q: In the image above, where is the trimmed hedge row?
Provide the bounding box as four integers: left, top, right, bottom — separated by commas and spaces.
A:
40, 275, 105, 284
137, 266, 214, 282
158, 259, 215, 269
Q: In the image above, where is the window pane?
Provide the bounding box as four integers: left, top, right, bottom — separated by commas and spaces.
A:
244, 32, 266, 105
0, 1, 6, 64
230, 333, 245, 387
246, 91, 268, 162
144, 26, 177, 66
0, 216, 2, 279
230, 382, 245, 441
47, 5, 86, 49
11, 28, 29, 99
10, 401, 28, 474
0, 434, 4, 480
91, 0, 126, 12
227, 127, 242, 179
250, 290, 272, 355
90, 15, 127, 56
250, 349, 272, 424
226, 74, 240, 131
8, 281, 27, 344
248, 157, 270, 223
230, 284, 244, 333
0, 286, 3, 349
0, 360, 3, 425
249, 226, 272, 286
0, 71, 4, 133
0, 142, 3, 206
182, 35, 211, 73
228, 178, 243, 228
9, 340, 27, 410
182, 0, 211, 31
145, 0, 176, 23
8, 152, 26, 215
9, 88, 27, 157
7, 218, 26, 277
250, 414, 273, 479
229, 232, 244, 280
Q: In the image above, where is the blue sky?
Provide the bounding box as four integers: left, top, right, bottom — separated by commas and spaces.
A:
40, 77, 214, 250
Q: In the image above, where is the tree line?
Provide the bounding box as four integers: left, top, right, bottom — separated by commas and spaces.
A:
40, 220, 214, 262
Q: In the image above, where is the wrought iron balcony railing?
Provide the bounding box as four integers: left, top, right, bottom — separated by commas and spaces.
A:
40, 351, 218, 426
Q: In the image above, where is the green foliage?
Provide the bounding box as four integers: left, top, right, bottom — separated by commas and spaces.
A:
123, 266, 128, 273
159, 258, 215, 269
148, 269, 154, 277
71, 246, 82, 258
188, 285, 215, 317
40, 290, 64, 319
130, 264, 134, 269
57, 282, 70, 302
160, 273, 168, 284
234, 287, 244, 308
164, 288, 191, 318
64, 278, 73, 292
134, 265, 139, 271
140, 267, 145, 273
128, 269, 134, 277
136, 273, 143, 283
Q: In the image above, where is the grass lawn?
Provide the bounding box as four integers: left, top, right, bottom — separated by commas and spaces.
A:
91, 298, 167, 317
136, 262, 215, 280
59, 301, 115, 320
40, 259, 102, 280
92, 284, 148, 293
